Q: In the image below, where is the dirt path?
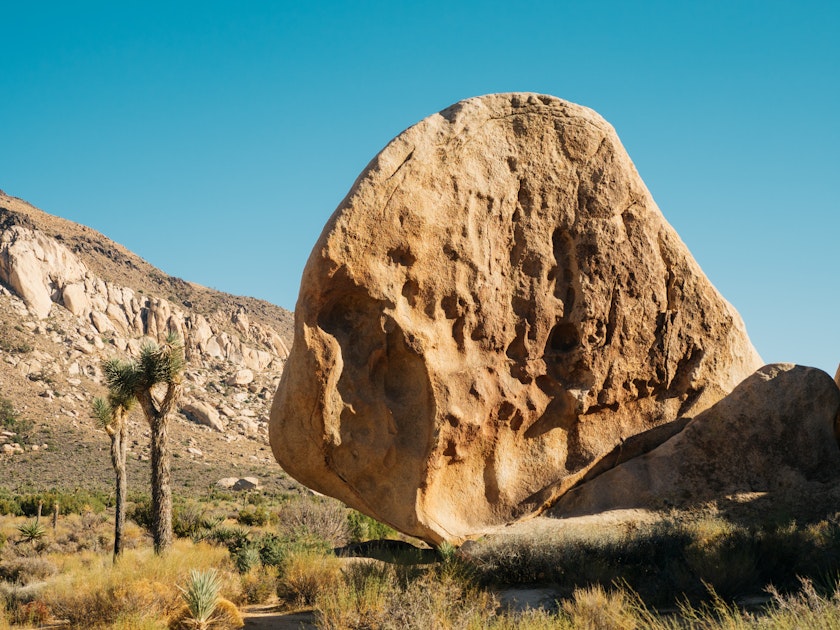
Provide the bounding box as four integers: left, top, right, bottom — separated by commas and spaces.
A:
241, 606, 317, 629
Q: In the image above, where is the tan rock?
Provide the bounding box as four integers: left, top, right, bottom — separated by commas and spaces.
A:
0, 226, 87, 318
233, 477, 260, 491
227, 369, 255, 387
270, 93, 763, 544
552, 364, 840, 516
62, 283, 89, 316
90, 310, 114, 334
181, 400, 224, 432
216, 477, 238, 489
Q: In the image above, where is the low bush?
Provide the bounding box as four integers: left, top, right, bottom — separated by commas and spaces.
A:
0, 557, 58, 585
277, 549, 342, 608
240, 565, 277, 604
41, 540, 239, 628
347, 510, 398, 542
236, 505, 272, 528
276, 498, 350, 548
0, 397, 32, 444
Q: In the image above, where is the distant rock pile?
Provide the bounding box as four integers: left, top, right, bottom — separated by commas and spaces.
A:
270, 93, 763, 544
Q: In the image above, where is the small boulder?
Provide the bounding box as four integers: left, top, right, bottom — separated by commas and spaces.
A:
215, 477, 261, 491
227, 369, 255, 387
233, 477, 260, 491
181, 401, 224, 432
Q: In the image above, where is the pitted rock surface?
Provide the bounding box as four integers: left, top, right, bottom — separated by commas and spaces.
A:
269, 93, 762, 544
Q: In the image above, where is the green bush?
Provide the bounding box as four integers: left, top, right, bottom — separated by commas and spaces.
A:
258, 533, 287, 568
237, 504, 272, 527
126, 496, 154, 531
17, 490, 109, 517
232, 545, 262, 574
0, 491, 22, 516
347, 510, 398, 542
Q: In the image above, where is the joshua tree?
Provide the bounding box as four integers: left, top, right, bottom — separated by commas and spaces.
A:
92, 390, 134, 560
103, 333, 185, 554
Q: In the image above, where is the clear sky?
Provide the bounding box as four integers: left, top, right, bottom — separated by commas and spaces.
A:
2, 1, 838, 374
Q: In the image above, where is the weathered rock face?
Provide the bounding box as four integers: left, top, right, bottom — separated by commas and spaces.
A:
270, 93, 762, 544
0, 195, 292, 444
551, 364, 840, 516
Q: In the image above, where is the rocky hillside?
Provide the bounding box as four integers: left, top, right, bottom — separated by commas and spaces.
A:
0, 189, 297, 495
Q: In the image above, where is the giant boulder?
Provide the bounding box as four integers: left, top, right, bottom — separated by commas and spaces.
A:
269, 93, 762, 544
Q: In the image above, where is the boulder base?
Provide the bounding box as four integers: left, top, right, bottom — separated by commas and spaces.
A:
551, 364, 840, 517
270, 93, 762, 543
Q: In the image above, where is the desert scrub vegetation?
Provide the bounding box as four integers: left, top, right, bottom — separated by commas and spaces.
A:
466, 514, 840, 607
7, 486, 840, 628
34, 540, 240, 629
0, 488, 112, 517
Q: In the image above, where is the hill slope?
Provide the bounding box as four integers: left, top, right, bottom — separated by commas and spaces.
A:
0, 189, 299, 496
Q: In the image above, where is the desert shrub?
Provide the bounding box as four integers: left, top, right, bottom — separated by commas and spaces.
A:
0, 322, 33, 354
173, 502, 223, 541
316, 561, 395, 629
561, 584, 638, 630
128, 496, 155, 531
0, 557, 58, 585
0, 494, 21, 517
16, 489, 109, 517
240, 565, 278, 604
208, 524, 252, 556
236, 504, 272, 527
9, 599, 50, 626
347, 510, 398, 542
231, 545, 262, 574
384, 572, 498, 630
277, 498, 350, 547
42, 540, 238, 628
276, 549, 342, 607
256, 533, 286, 567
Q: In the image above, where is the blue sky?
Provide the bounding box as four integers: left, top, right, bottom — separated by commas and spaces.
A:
2, 1, 838, 374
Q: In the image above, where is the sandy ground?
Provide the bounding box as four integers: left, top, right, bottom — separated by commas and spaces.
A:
242, 607, 317, 629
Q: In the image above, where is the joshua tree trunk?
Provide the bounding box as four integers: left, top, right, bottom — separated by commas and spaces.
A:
138, 380, 182, 555
106, 408, 128, 560
149, 412, 172, 553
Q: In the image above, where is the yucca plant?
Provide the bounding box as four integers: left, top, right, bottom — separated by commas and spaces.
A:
180, 569, 221, 628
16, 519, 46, 548
170, 568, 242, 629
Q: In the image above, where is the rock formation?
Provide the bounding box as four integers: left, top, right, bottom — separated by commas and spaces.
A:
0, 192, 292, 453
270, 93, 763, 544
550, 364, 840, 517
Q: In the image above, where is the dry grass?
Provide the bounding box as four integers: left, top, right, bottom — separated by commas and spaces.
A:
277, 549, 342, 607
239, 565, 278, 604
39, 540, 240, 628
